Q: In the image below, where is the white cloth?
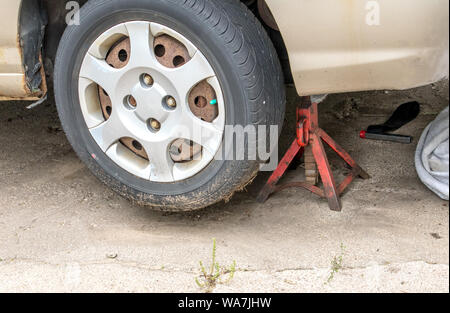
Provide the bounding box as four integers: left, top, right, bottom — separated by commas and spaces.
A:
415, 106, 449, 200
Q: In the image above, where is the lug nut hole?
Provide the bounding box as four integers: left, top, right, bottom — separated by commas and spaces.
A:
148, 118, 161, 132
163, 96, 177, 110
140, 73, 154, 88
123, 95, 137, 110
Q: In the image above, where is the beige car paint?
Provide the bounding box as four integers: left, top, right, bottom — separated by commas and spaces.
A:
0, 0, 37, 100
0, 0, 449, 99
266, 0, 449, 96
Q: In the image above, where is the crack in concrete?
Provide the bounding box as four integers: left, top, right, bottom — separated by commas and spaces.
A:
1, 258, 448, 274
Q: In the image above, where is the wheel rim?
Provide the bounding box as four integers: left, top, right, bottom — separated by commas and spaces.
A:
78, 21, 225, 183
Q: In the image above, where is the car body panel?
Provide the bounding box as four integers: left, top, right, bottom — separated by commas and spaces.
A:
0, 0, 449, 99
266, 0, 449, 95
0, 0, 37, 100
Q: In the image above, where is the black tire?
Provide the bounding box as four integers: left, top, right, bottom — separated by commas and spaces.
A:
54, 0, 285, 211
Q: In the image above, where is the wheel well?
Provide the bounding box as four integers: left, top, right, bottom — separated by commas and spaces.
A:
37, 0, 291, 83
38, 0, 88, 81
240, 0, 293, 83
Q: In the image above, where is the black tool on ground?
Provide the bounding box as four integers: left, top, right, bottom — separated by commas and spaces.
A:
360, 101, 420, 144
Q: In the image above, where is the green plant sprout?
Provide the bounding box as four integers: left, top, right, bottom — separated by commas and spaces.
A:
326, 243, 346, 284
195, 238, 236, 292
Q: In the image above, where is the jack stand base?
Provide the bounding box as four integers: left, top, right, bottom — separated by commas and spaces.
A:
257, 96, 370, 212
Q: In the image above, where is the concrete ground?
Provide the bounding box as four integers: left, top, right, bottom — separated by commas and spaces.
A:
0, 80, 448, 293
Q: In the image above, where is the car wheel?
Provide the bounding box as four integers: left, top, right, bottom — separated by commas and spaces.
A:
54, 0, 285, 211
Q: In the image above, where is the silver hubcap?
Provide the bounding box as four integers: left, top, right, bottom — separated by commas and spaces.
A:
78, 21, 225, 182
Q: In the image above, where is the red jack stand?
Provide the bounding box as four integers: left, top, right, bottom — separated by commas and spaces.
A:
257, 96, 370, 211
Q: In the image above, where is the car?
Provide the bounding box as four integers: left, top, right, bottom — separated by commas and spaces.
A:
1, 0, 448, 211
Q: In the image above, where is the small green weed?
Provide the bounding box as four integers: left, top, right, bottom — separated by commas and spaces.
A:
195, 238, 236, 292
326, 243, 346, 284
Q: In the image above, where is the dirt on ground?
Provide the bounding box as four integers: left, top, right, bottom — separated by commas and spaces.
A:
0, 80, 448, 293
